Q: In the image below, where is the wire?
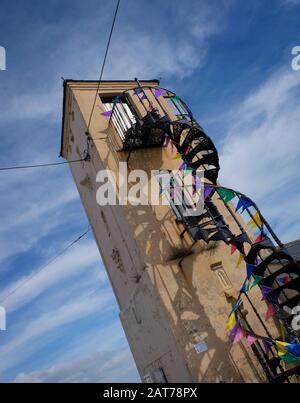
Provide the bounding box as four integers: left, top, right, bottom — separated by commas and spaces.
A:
0, 226, 91, 304
86, 0, 121, 132
0, 158, 86, 172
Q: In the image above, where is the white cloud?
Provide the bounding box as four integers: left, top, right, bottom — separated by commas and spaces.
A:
219, 68, 300, 242
14, 348, 139, 383
0, 288, 114, 373
0, 240, 105, 312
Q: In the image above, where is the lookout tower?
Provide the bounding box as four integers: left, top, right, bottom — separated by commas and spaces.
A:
61, 79, 300, 383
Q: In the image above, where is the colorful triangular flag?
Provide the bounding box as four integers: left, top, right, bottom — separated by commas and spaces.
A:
247, 212, 263, 230
247, 275, 263, 291
279, 351, 300, 365
170, 95, 181, 103
247, 335, 258, 348
265, 304, 277, 321
262, 339, 272, 354
236, 253, 245, 268
226, 313, 236, 332
235, 196, 252, 213
261, 285, 273, 301
154, 88, 166, 98
204, 185, 214, 200
286, 343, 300, 356
101, 110, 112, 117
231, 243, 238, 255
234, 328, 247, 344
254, 234, 265, 243
179, 162, 187, 172
230, 323, 240, 338
217, 187, 236, 205
172, 152, 182, 160
246, 263, 256, 280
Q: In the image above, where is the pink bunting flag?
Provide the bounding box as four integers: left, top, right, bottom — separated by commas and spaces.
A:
184, 145, 192, 155
234, 328, 247, 344
163, 137, 171, 147
265, 304, 276, 321
101, 110, 112, 117
247, 335, 258, 348
231, 244, 238, 255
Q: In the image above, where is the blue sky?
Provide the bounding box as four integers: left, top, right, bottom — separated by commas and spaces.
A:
0, 0, 299, 383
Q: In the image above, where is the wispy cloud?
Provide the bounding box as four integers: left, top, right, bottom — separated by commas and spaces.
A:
0, 240, 104, 312
14, 348, 139, 383
219, 67, 300, 242
0, 288, 114, 373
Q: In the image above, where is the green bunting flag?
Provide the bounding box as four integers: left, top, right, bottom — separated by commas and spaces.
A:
217, 188, 236, 205
246, 275, 263, 292
170, 95, 181, 103
279, 351, 300, 365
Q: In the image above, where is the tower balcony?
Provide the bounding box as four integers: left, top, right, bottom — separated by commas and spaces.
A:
102, 85, 196, 151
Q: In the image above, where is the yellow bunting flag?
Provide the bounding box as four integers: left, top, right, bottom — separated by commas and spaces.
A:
226, 313, 236, 332
236, 253, 245, 268
172, 153, 182, 160
276, 341, 289, 355
247, 212, 263, 230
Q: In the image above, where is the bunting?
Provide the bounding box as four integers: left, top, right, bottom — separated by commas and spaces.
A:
101, 110, 112, 117
234, 328, 247, 344
231, 244, 238, 255
254, 234, 265, 243
179, 162, 187, 172
235, 196, 252, 213
134, 88, 143, 95
246, 263, 256, 280
170, 95, 181, 103
217, 188, 236, 205
154, 88, 166, 98
265, 304, 277, 321
230, 323, 240, 338
247, 212, 263, 230
163, 137, 171, 147
236, 253, 245, 268
261, 285, 273, 301
172, 153, 182, 160
204, 185, 214, 200
247, 335, 258, 348
262, 339, 272, 354
229, 299, 242, 317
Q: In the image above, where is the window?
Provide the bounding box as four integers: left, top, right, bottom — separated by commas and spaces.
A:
100, 95, 136, 142
211, 263, 233, 291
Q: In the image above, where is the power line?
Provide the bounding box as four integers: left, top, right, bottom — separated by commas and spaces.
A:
0, 226, 91, 304
0, 1, 121, 173
0, 158, 86, 172
86, 0, 121, 132
0, 2, 121, 301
